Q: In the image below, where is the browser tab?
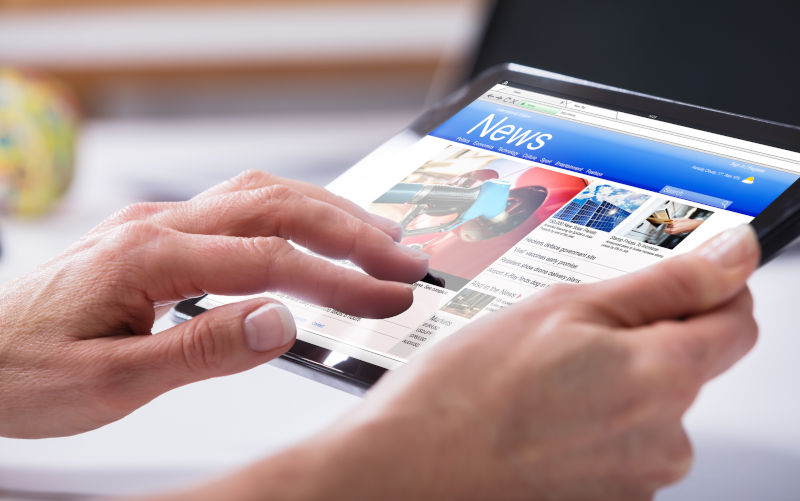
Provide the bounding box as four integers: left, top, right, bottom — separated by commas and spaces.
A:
567, 101, 617, 118
517, 101, 559, 115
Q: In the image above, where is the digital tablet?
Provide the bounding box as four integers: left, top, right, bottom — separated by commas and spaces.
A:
174, 64, 800, 395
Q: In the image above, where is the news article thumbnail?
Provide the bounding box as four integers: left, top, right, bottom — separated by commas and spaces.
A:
624, 200, 713, 249
440, 288, 496, 319
368, 145, 588, 291
553, 183, 649, 232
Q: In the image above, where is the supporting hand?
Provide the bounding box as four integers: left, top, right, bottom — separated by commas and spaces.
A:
193, 225, 758, 501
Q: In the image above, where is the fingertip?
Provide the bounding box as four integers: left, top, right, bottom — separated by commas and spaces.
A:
243, 303, 297, 353
338, 282, 416, 319
393, 243, 430, 281
374, 282, 416, 318
368, 213, 404, 242
695, 224, 760, 273
359, 242, 429, 284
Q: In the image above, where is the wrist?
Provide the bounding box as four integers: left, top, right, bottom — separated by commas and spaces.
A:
184, 404, 466, 501
251, 412, 441, 500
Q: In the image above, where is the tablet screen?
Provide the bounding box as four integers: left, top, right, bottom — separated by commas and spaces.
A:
197, 81, 800, 370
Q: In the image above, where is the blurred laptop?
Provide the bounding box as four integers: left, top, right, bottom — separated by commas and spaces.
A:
468, 0, 800, 127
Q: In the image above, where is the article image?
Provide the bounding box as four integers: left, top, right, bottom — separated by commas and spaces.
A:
368, 145, 588, 291
624, 200, 713, 249
440, 288, 496, 319
553, 184, 649, 232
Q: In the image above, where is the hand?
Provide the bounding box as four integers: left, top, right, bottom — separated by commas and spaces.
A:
664, 217, 704, 235
0, 170, 429, 438
186, 225, 759, 501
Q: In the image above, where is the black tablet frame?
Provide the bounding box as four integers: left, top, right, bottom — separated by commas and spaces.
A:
174, 63, 800, 395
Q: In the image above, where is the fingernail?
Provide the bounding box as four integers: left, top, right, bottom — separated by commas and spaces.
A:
244, 304, 296, 352
369, 213, 404, 242
696, 224, 759, 267
395, 242, 430, 262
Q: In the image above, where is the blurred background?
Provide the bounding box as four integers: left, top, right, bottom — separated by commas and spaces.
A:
2, 2, 800, 500
0, 0, 487, 283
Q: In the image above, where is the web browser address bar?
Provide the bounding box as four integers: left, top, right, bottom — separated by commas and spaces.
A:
550, 108, 800, 174
487, 88, 800, 170
616, 112, 800, 165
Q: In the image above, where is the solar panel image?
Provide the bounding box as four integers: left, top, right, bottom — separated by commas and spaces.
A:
566, 199, 598, 226
586, 201, 631, 232
552, 198, 582, 222
553, 184, 644, 232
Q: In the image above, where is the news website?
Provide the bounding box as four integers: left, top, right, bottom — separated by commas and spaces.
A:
198, 83, 800, 369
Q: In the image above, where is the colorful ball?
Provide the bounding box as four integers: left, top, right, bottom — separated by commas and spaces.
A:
0, 68, 79, 216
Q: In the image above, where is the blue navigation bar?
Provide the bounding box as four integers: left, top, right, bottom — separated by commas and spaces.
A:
430, 99, 798, 216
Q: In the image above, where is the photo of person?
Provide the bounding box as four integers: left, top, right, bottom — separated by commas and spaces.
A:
368, 145, 589, 291
624, 200, 713, 249
552, 183, 649, 232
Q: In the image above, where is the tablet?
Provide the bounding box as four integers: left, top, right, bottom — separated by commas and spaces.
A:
174, 64, 800, 395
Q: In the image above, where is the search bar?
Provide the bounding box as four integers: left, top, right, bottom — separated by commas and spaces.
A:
659, 186, 733, 209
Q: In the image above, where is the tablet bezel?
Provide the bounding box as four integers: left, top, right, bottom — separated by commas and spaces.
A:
173, 63, 800, 395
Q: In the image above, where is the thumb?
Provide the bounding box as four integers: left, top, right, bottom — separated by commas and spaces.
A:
583, 224, 760, 327
130, 298, 297, 389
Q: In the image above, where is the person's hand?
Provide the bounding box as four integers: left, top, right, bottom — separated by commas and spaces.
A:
182, 225, 759, 501
0, 170, 429, 438
664, 217, 704, 235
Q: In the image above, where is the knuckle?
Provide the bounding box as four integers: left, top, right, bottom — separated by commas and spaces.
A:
650, 431, 694, 487
232, 169, 272, 188
259, 184, 298, 204
112, 220, 168, 247
110, 202, 165, 223
244, 185, 307, 238
251, 236, 297, 272
93, 221, 171, 283
252, 235, 294, 257
180, 316, 225, 373
342, 217, 369, 255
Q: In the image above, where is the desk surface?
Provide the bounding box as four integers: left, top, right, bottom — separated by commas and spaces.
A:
1, 119, 799, 500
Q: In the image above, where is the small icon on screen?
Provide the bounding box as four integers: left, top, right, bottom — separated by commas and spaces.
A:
742, 177, 755, 184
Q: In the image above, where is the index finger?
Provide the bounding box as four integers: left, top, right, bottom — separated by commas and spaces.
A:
125, 227, 416, 319
195, 170, 403, 241
148, 186, 429, 284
